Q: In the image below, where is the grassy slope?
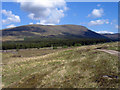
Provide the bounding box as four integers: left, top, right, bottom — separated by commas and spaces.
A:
95, 42, 119, 51
2, 42, 119, 88
104, 42, 120, 51
2, 24, 108, 42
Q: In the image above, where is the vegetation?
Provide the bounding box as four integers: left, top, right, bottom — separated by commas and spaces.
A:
2, 42, 119, 88
62, 46, 68, 48
106, 42, 120, 51
96, 42, 120, 51
2, 38, 110, 50
53, 46, 58, 49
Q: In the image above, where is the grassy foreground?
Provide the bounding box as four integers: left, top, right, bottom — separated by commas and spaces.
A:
2, 42, 119, 88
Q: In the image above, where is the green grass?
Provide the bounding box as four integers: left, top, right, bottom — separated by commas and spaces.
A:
2, 42, 119, 88
97, 42, 119, 51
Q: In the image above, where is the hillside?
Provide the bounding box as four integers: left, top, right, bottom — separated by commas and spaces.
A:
101, 33, 119, 41
2, 24, 109, 41
2, 42, 119, 88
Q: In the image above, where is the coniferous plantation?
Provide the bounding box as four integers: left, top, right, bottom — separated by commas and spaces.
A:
2, 38, 111, 50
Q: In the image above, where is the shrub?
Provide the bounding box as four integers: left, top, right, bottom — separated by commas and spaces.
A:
62, 46, 68, 48
53, 46, 57, 49
16, 48, 19, 52
74, 43, 81, 47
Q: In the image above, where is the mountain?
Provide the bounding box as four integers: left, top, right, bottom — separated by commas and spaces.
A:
2, 24, 109, 41
101, 33, 120, 41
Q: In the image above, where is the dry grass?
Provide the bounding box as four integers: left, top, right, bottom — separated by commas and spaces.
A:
96, 42, 119, 51
2, 42, 119, 88
2, 36, 24, 41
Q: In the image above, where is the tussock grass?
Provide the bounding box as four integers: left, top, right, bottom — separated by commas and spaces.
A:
2, 42, 119, 88
96, 42, 119, 51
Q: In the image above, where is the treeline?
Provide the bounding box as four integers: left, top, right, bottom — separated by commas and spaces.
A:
2, 38, 111, 50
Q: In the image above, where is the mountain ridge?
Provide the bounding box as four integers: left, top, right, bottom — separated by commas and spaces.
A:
101, 33, 119, 41
2, 24, 110, 41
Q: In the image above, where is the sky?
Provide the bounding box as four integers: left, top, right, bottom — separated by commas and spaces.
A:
1, 0, 119, 34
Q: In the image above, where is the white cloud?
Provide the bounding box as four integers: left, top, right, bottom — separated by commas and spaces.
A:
6, 24, 16, 28
36, 22, 41, 24
29, 22, 33, 25
115, 25, 120, 29
2, 9, 21, 25
96, 31, 114, 34
17, 0, 67, 25
115, 25, 118, 29
88, 8, 104, 18
88, 19, 109, 26
36, 22, 55, 25
97, 4, 101, 7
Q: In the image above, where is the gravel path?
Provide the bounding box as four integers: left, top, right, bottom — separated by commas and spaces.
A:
97, 49, 120, 57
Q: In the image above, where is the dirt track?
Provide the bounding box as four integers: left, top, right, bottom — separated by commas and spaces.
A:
97, 49, 120, 57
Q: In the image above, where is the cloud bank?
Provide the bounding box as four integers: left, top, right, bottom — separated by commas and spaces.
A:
96, 31, 114, 34
6, 24, 16, 28
88, 19, 109, 26
17, 0, 67, 25
2, 9, 21, 25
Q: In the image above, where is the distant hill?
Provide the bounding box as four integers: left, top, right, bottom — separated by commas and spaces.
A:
2, 24, 109, 41
101, 33, 120, 41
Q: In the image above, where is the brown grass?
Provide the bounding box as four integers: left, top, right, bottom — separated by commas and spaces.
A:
2, 42, 119, 88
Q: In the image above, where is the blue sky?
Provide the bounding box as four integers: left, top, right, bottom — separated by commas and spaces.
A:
2, 1, 118, 34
